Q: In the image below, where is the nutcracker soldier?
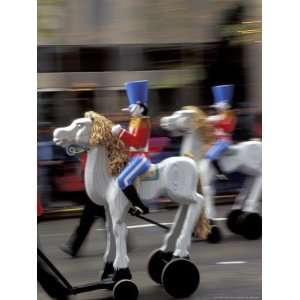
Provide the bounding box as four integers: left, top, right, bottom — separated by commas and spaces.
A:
111, 80, 151, 215
205, 84, 237, 179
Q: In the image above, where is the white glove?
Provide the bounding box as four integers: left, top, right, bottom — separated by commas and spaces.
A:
111, 124, 123, 136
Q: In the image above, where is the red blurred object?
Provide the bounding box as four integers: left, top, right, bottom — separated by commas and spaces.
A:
53, 157, 85, 192
53, 175, 85, 192
37, 192, 44, 217
148, 137, 170, 153
80, 152, 87, 171
254, 122, 262, 138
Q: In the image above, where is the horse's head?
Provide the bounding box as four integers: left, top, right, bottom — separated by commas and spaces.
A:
160, 109, 196, 136
53, 111, 128, 176
161, 106, 216, 149
53, 111, 115, 148
53, 117, 92, 150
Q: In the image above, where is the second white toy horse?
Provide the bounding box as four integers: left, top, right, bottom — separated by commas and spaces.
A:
161, 106, 262, 240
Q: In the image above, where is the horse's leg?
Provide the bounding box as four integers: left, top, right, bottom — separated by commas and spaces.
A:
199, 159, 216, 220
101, 204, 116, 280
173, 193, 204, 258
232, 176, 254, 211
160, 205, 188, 253
242, 174, 262, 213
107, 185, 131, 281
238, 174, 262, 240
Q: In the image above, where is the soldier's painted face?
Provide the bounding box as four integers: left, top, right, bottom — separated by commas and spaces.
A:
129, 103, 144, 117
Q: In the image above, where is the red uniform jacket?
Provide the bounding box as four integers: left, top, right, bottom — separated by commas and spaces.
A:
208, 112, 236, 142
118, 117, 151, 158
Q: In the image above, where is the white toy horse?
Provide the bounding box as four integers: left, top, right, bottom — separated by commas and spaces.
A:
161, 106, 262, 240
53, 111, 204, 298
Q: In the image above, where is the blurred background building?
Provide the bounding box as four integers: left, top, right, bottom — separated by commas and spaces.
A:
37, 0, 261, 214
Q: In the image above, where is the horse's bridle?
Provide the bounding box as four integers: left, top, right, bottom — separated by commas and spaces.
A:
65, 144, 90, 156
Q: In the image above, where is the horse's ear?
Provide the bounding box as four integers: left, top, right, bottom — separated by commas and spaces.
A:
84, 111, 95, 120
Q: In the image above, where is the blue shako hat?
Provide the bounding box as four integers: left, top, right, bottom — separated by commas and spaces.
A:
212, 84, 234, 107
125, 80, 148, 106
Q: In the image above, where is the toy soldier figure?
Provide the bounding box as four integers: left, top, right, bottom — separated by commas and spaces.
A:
206, 84, 237, 179
111, 80, 151, 215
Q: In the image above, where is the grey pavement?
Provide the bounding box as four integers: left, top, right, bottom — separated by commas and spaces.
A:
38, 205, 261, 300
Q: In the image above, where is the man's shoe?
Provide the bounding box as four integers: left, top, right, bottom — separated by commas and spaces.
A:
60, 244, 77, 257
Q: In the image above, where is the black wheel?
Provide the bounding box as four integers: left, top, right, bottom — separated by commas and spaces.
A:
238, 212, 262, 240
113, 279, 139, 300
226, 209, 243, 234
162, 259, 200, 298
207, 225, 223, 243
147, 249, 173, 284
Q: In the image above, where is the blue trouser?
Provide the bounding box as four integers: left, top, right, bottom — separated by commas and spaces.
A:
118, 155, 151, 190
205, 140, 231, 160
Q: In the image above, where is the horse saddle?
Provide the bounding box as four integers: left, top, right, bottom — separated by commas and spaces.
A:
141, 164, 159, 181
134, 165, 159, 188
223, 147, 238, 157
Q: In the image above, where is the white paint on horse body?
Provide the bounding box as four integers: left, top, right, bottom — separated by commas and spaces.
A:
84, 146, 111, 205
138, 157, 199, 204
219, 141, 262, 175
181, 130, 203, 162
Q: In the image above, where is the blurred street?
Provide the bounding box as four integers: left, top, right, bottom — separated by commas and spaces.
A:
38, 204, 261, 300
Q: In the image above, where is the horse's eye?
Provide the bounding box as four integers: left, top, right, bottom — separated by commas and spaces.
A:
77, 124, 83, 128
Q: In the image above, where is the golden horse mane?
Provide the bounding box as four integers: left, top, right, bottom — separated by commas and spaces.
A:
182, 106, 216, 155
84, 111, 129, 176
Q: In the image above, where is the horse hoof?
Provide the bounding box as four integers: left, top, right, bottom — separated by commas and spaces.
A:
238, 212, 262, 240
226, 209, 243, 234
207, 225, 223, 243
172, 255, 190, 260
100, 262, 114, 280
112, 268, 132, 283
148, 249, 173, 284
162, 258, 200, 298
113, 279, 139, 300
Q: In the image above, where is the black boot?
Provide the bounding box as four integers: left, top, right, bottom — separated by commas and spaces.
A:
60, 241, 77, 257
122, 185, 149, 215
212, 160, 228, 180
172, 254, 190, 260
101, 262, 115, 281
